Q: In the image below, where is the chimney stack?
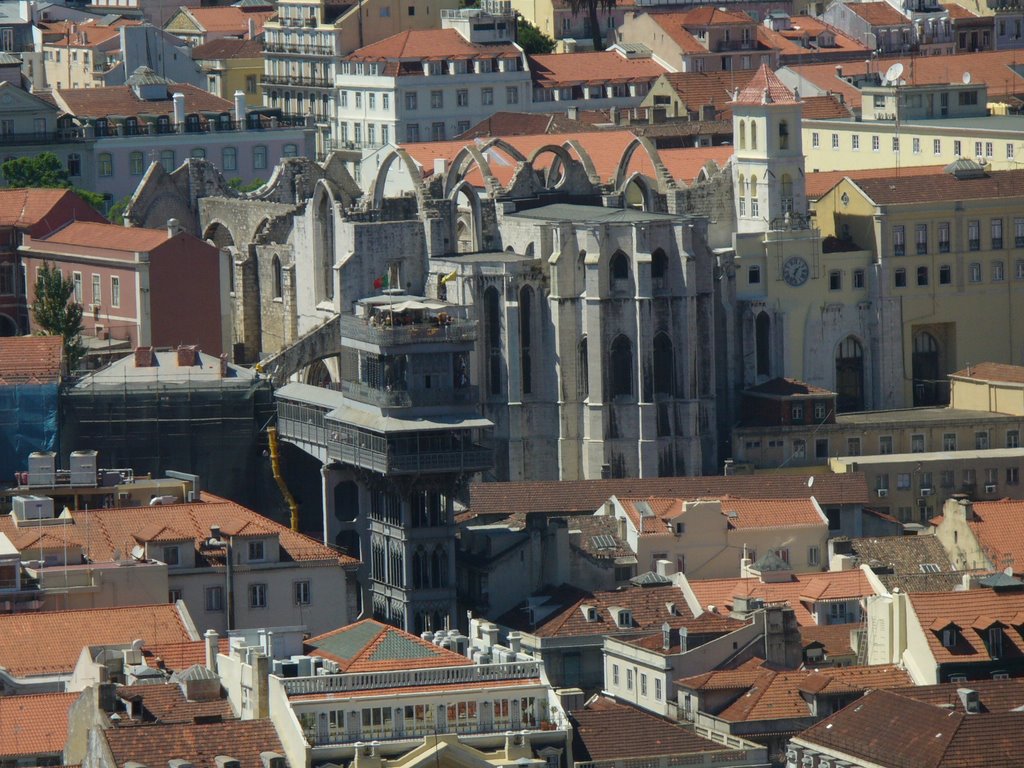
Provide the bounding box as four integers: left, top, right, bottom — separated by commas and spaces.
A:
234, 91, 246, 124
167, 218, 181, 237
177, 345, 198, 367
172, 91, 186, 127
204, 628, 219, 672
134, 346, 155, 368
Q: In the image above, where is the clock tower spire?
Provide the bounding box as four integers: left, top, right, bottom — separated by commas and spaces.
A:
730, 65, 807, 235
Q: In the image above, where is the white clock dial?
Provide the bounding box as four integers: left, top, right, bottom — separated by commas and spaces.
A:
782, 256, 809, 287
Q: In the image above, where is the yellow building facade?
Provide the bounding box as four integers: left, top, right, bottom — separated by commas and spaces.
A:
813, 162, 1024, 408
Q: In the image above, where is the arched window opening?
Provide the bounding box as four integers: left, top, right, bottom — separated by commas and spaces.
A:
750, 120, 758, 150
653, 332, 674, 396
651, 248, 668, 288
755, 312, 771, 377
610, 335, 633, 398
272, 254, 283, 299
912, 331, 944, 406
749, 175, 760, 218
519, 285, 533, 395
738, 174, 746, 216
610, 251, 629, 283
778, 119, 789, 150
835, 336, 865, 412
739, 119, 747, 150
578, 336, 589, 398
317, 195, 335, 301
781, 174, 794, 214
485, 286, 502, 396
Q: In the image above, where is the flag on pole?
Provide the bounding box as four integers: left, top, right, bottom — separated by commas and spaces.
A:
440, 270, 458, 285
373, 273, 389, 290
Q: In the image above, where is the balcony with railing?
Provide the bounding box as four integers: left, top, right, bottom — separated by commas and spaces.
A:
340, 314, 477, 347
0, 130, 82, 146
325, 430, 492, 476
283, 660, 542, 696
264, 42, 336, 56
261, 74, 334, 88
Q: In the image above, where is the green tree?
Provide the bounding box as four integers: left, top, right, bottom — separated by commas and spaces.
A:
517, 17, 556, 54
566, 0, 615, 51
1, 153, 69, 188
1, 152, 106, 213
228, 177, 266, 194
106, 195, 133, 226
32, 262, 85, 371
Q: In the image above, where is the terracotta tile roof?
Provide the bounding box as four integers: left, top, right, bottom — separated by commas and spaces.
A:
908, 585, 1024, 665
0, 337, 63, 384
54, 83, 234, 120
497, 582, 744, 638
48, 19, 140, 49
102, 719, 283, 768
656, 145, 733, 184
468, 474, 870, 517
799, 622, 855, 658
847, 1, 910, 25
571, 696, 729, 760
643, 12, 718, 55
686, 569, 876, 626
891, 676, 1024, 712
799, 93, 853, 119
142, 638, 230, 673
838, 535, 958, 592
805, 164, 946, 200
617, 496, 826, 535
679, 6, 756, 26
0, 604, 196, 678
305, 619, 470, 672
347, 28, 520, 61
709, 665, 910, 725
851, 167, 1024, 205
0, 499, 358, 569
36, 221, 171, 253
951, 362, 1024, 385
964, 500, 1024, 576
191, 37, 264, 60
745, 377, 835, 397
0, 692, 78, 757
115, 683, 233, 724
566, 514, 633, 560
529, 51, 666, 88
942, 2, 981, 19
183, 7, 275, 35
796, 687, 1024, 768
757, 16, 869, 60
790, 50, 1024, 108
733, 63, 799, 105
455, 112, 600, 139
0, 188, 105, 234
657, 70, 758, 120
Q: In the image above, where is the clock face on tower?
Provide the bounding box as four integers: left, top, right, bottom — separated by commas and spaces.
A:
782, 256, 810, 287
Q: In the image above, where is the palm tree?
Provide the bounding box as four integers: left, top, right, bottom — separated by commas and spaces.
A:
565, 0, 616, 51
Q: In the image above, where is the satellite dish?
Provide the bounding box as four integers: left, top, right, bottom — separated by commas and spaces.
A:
963, 71, 972, 85
885, 62, 904, 86
807, 476, 815, 489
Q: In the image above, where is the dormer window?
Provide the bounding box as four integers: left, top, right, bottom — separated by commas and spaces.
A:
248, 540, 266, 561
988, 627, 1004, 658
942, 626, 957, 648
162, 545, 180, 567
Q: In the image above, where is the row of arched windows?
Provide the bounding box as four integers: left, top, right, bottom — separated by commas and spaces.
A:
737, 119, 789, 152
411, 545, 449, 590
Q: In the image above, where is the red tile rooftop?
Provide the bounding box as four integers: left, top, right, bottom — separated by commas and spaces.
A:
0, 336, 63, 384
529, 51, 667, 87
0, 692, 78, 758
347, 28, 520, 60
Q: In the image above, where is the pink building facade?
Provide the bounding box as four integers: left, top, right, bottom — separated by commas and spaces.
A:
20, 220, 228, 355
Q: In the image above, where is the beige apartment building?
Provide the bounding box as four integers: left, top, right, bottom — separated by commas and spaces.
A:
831, 447, 1024, 524
263, 0, 460, 156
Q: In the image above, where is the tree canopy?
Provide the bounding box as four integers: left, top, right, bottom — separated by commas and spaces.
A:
32, 262, 85, 372
517, 17, 556, 54
565, 0, 616, 50
1, 152, 106, 212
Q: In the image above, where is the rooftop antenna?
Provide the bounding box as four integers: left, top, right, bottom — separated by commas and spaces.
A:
885, 63, 905, 179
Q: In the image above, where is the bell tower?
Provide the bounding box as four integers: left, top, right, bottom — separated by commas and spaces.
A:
730, 65, 807, 234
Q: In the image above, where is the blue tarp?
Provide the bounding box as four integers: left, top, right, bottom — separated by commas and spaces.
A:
0, 383, 59, 480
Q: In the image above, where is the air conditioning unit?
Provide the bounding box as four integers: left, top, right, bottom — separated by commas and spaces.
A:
877, 488, 889, 497
920, 488, 933, 496
985, 483, 997, 493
